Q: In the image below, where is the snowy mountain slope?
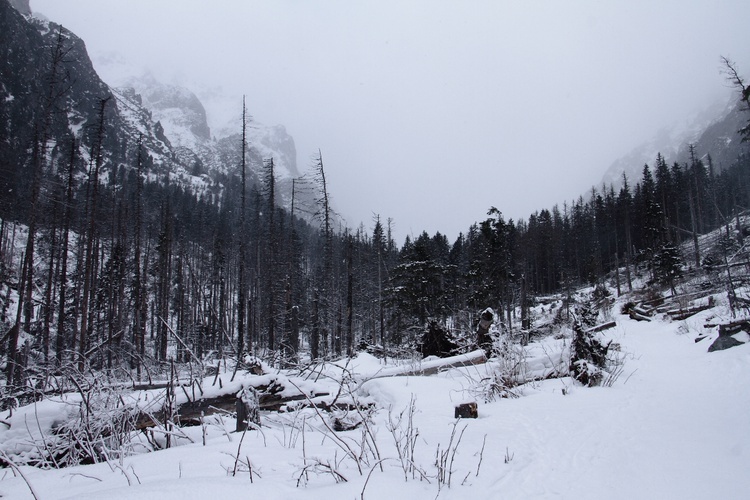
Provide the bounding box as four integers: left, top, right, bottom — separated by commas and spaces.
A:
600, 98, 733, 188
3, 0, 301, 214
1, 301, 747, 499
93, 53, 300, 186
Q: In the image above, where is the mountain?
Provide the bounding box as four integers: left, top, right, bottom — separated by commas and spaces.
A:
0, 0, 188, 204
1, 0, 301, 219
92, 54, 301, 205
674, 102, 750, 169
600, 98, 750, 187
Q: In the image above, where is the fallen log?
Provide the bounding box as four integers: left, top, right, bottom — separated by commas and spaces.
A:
135, 383, 330, 430
632, 306, 652, 317
718, 320, 750, 337
639, 296, 665, 309
666, 304, 713, 321
628, 310, 651, 322
585, 321, 616, 334
368, 349, 487, 379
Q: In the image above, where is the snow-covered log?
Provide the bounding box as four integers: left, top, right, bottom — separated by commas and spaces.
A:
629, 310, 651, 322
717, 319, 750, 336
585, 321, 617, 333
135, 373, 330, 429
368, 349, 487, 379
666, 304, 714, 321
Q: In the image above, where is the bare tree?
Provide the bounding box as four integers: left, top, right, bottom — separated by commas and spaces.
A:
722, 56, 750, 141
237, 97, 248, 358
311, 150, 333, 359
77, 96, 111, 371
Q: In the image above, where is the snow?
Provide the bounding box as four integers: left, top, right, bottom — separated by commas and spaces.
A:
1, 308, 749, 499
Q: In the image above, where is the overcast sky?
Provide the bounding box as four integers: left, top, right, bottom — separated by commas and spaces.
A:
31, 0, 750, 244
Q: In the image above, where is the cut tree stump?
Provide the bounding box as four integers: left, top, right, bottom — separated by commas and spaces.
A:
455, 402, 478, 419
236, 387, 261, 432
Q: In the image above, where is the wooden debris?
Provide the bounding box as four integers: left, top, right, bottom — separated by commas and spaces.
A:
666, 304, 714, 321
639, 296, 666, 309
371, 349, 487, 379
631, 306, 652, 317
454, 402, 478, 419
136, 386, 330, 430
332, 415, 364, 432
585, 321, 616, 333
628, 310, 651, 322
718, 320, 750, 337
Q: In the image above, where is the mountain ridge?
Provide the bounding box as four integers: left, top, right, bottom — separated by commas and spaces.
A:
600, 97, 750, 188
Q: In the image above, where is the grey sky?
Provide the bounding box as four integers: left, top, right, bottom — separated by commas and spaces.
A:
31, 0, 750, 244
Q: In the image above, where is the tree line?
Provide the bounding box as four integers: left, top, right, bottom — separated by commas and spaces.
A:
1, 24, 750, 399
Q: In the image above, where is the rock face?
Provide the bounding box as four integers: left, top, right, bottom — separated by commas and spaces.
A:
139, 78, 211, 143
676, 104, 750, 169
0, 1, 125, 179
103, 70, 301, 205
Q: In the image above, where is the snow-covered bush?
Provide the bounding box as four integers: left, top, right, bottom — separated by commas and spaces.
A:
569, 321, 611, 387
0, 379, 142, 468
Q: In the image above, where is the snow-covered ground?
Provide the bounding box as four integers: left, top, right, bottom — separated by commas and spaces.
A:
1, 306, 748, 499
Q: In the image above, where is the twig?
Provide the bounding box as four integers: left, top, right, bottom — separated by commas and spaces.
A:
286, 379, 363, 475
0, 449, 41, 500
475, 434, 486, 477
361, 458, 392, 500
65, 472, 103, 482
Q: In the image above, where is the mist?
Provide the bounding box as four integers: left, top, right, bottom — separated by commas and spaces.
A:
31, 0, 750, 243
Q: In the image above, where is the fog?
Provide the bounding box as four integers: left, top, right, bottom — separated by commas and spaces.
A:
31, 0, 750, 243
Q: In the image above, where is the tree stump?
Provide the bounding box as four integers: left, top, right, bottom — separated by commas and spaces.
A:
420, 321, 458, 358
455, 402, 478, 419
236, 387, 261, 432
477, 308, 495, 358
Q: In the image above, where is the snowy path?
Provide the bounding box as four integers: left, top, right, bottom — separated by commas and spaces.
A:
446, 314, 750, 499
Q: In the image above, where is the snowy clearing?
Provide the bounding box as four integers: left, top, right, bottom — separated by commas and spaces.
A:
0, 305, 748, 500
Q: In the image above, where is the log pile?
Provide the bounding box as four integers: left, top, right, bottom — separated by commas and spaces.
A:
626, 289, 719, 323
665, 304, 713, 321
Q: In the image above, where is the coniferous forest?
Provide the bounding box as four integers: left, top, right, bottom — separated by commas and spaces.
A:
1, 0, 750, 404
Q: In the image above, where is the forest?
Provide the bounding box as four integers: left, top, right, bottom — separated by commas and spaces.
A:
1, 1, 750, 409
2, 104, 750, 401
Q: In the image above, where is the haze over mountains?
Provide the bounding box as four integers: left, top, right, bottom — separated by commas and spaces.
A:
4, 0, 750, 235
601, 98, 750, 190
94, 53, 302, 208
74, 32, 750, 229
